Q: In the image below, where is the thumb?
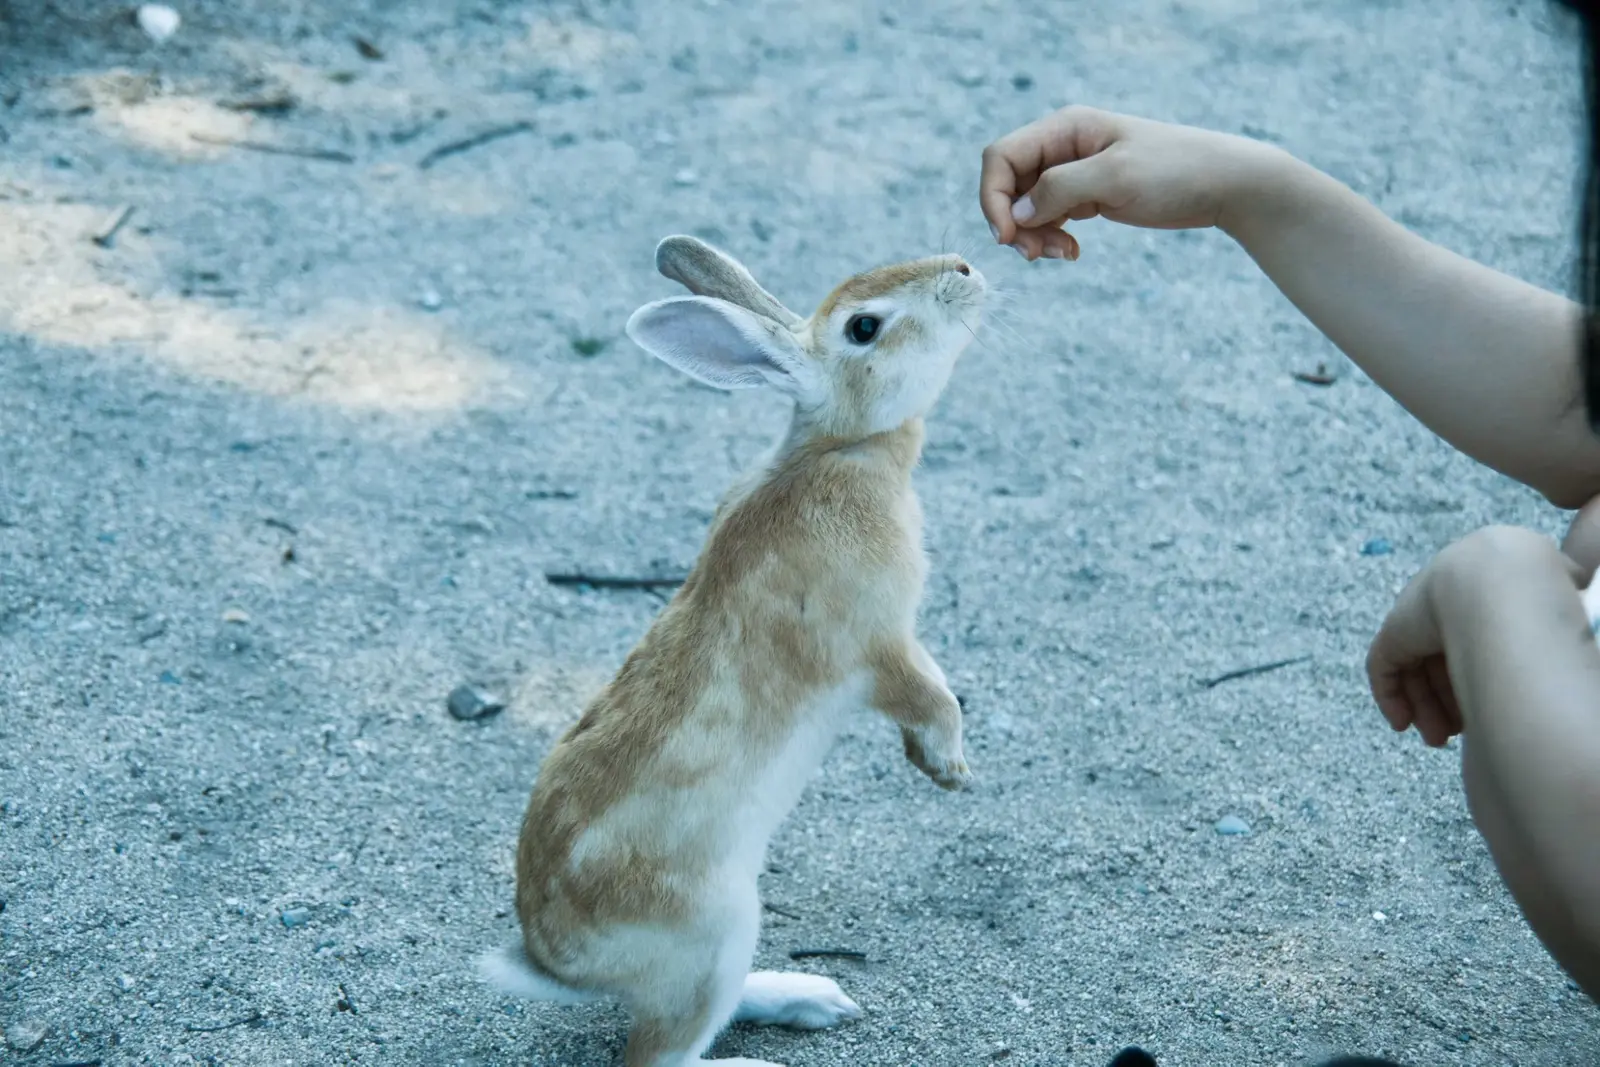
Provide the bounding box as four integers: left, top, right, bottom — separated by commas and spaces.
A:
1012, 151, 1120, 228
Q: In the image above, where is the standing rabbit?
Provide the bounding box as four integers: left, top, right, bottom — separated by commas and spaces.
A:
480, 235, 986, 1066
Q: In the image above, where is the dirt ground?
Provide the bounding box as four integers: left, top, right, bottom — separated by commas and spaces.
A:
2, 1, 1598, 1064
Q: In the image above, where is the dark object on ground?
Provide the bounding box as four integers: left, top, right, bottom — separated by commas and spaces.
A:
417, 121, 534, 170
787, 948, 867, 961
1107, 1052, 1409, 1067
446, 684, 505, 721
543, 571, 687, 591
1199, 653, 1311, 689
1106, 1048, 1156, 1067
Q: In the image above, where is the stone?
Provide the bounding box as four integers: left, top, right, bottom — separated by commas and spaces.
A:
447, 684, 505, 721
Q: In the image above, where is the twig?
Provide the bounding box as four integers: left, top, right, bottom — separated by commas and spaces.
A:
1200, 655, 1311, 690
335, 982, 359, 1014
220, 92, 296, 115
91, 204, 134, 248
1291, 363, 1337, 386
418, 121, 534, 169
263, 517, 299, 535
182, 1010, 263, 1033
788, 948, 868, 961
190, 132, 353, 163
51, 1060, 103, 1067
545, 572, 687, 591
762, 901, 802, 921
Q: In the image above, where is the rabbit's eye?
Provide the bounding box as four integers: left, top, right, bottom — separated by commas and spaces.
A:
846, 315, 881, 345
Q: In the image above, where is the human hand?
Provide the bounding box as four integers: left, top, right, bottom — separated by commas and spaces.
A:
1560, 494, 1600, 578
978, 105, 1287, 261
1367, 526, 1584, 747
1366, 547, 1462, 749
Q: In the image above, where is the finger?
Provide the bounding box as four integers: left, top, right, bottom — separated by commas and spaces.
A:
1561, 494, 1600, 580
979, 141, 1027, 246
1403, 668, 1450, 747
1013, 152, 1119, 231
1366, 653, 1415, 733
1423, 655, 1463, 738
980, 106, 1119, 243
1007, 222, 1080, 262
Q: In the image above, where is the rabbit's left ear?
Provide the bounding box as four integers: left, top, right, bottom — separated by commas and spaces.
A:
654, 235, 802, 329
626, 295, 814, 396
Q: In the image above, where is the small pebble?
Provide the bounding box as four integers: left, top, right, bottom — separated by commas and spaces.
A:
1011, 73, 1034, 90
447, 683, 506, 721
418, 289, 443, 312
158, 670, 182, 685
5, 1019, 47, 1051
954, 69, 986, 88
1360, 537, 1393, 557
222, 608, 250, 624
673, 168, 698, 186
1214, 814, 1251, 836
1372, 910, 1388, 923
135, 4, 181, 43
280, 906, 311, 928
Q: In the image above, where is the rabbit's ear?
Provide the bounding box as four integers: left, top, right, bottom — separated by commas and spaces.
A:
626, 296, 813, 394
654, 235, 802, 329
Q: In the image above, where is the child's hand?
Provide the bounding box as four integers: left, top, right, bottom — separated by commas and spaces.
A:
1367, 526, 1588, 747
978, 106, 1286, 261
1366, 547, 1463, 749
1561, 494, 1600, 577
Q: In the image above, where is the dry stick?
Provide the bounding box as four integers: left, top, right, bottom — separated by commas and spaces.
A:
91, 204, 134, 247
544, 572, 687, 591
182, 1010, 263, 1033
1292, 363, 1337, 386
190, 132, 354, 163
788, 948, 868, 962
1200, 654, 1311, 690
762, 901, 803, 921
418, 121, 534, 169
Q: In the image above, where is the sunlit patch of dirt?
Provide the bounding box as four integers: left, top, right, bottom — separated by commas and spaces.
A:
0, 201, 507, 412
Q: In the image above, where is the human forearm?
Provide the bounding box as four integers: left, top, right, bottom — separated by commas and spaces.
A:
1223, 153, 1599, 506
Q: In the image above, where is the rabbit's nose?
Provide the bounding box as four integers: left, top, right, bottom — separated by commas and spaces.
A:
953, 261, 971, 276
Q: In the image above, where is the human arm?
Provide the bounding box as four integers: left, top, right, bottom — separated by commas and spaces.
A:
979, 106, 1600, 508
1367, 523, 1600, 994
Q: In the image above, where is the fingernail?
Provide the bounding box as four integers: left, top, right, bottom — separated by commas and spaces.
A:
1043, 246, 1065, 260
988, 222, 1000, 242
1011, 243, 1029, 260
1011, 195, 1035, 223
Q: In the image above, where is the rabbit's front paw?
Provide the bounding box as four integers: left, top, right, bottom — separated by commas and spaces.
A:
901, 726, 973, 791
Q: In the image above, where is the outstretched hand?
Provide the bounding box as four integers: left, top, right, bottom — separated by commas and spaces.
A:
978, 105, 1284, 261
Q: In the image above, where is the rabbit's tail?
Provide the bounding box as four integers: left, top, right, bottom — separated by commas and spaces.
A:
477, 940, 604, 1005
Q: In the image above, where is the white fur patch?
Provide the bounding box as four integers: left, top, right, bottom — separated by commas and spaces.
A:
732, 971, 862, 1030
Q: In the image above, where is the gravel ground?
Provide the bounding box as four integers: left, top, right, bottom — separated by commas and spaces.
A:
2, 1, 1598, 1065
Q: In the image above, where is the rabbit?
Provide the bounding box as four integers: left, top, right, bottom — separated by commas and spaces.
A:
480, 234, 987, 1067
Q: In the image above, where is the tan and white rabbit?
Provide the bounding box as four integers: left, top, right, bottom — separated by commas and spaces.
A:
480, 235, 986, 1066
